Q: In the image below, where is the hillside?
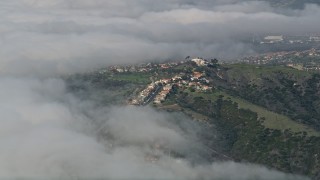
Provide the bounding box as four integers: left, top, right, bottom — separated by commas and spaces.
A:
156, 63, 320, 178
65, 61, 320, 179
214, 64, 320, 131
167, 89, 319, 178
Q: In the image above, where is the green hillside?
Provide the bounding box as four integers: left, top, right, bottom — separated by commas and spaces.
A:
218, 64, 320, 131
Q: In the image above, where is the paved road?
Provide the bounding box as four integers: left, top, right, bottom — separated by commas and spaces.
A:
141, 85, 163, 106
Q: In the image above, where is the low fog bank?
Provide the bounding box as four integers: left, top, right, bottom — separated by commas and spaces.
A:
0, 0, 320, 75
0, 77, 309, 179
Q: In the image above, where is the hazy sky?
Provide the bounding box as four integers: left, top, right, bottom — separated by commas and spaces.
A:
0, 1, 318, 179
0, 0, 319, 75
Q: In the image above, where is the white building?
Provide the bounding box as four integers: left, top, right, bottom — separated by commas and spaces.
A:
310, 36, 320, 42
191, 58, 207, 66
263, 36, 284, 43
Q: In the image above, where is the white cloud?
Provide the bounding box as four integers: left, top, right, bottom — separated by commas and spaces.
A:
0, 0, 319, 75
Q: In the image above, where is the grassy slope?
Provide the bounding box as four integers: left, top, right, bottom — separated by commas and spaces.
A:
108, 72, 152, 84
184, 89, 319, 136
221, 63, 320, 130
224, 64, 311, 80
224, 93, 320, 136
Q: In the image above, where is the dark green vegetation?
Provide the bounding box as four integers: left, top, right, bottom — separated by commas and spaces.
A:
218, 64, 320, 131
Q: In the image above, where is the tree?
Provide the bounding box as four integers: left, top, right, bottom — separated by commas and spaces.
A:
211, 58, 219, 64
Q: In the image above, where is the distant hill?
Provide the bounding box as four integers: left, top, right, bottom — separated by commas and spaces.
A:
261, 0, 320, 8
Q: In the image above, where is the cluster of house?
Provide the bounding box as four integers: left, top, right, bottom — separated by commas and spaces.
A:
129, 78, 174, 105
240, 51, 292, 65
258, 35, 320, 44
99, 57, 218, 76
129, 71, 213, 105
240, 48, 320, 66
158, 62, 181, 69
130, 83, 160, 105
108, 65, 148, 73
153, 72, 213, 104
104, 60, 188, 73
154, 84, 173, 104
187, 81, 213, 91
